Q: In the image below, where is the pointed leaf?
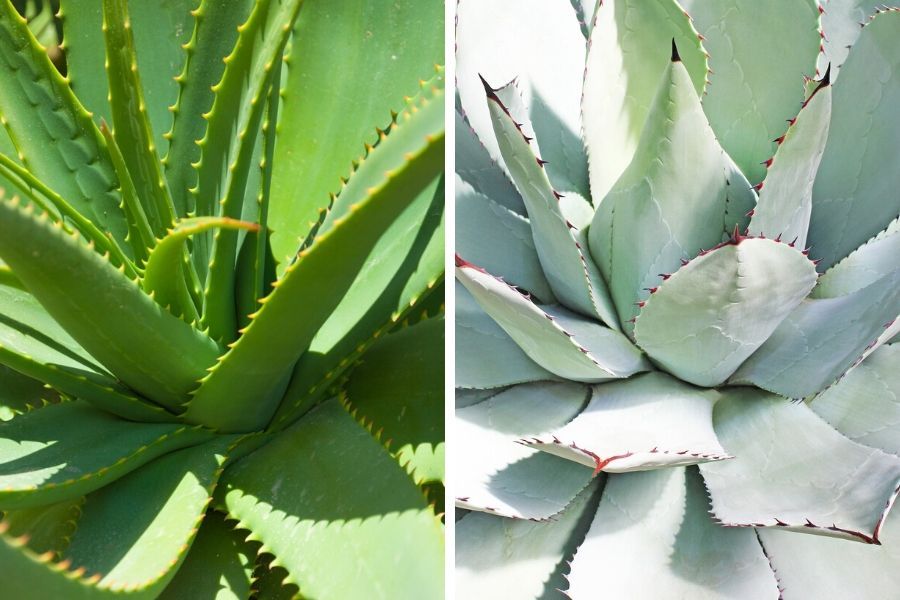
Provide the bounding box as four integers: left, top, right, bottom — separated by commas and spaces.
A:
682, 0, 821, 183
456, 175, 553, 302
455, 110, 524, 215
524, 373, 729, 473
0, 401, 212, 510
566, 468, 779, 599
455, 382, 594, 519
810, 344, 900, 456
269, 0, 444, 272
343, 318, 444, 484
809, 9, 900, 269
220, 400, 443, 599
456, 261, 650, 383
698, 388, 900, 543
588, 59, 740, 334
748, 82, 832, 248
456, 0, 588, 196
455, 283, 556, 390
185, 79, 443, 432
456, 481, 600, 600
0, 197, 223, 409
484, 79, 618, 327
730, 270, 900, 398
633, 238, 817, 387
813, 216, 900, 298
582, 0, 708, 200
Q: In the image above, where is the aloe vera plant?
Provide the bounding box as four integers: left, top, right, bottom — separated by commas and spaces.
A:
455, 0, 900, 596
0, 0, 445, 597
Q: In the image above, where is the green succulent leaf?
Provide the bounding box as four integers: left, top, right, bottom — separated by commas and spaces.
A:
810, 344, 900, 456
757, 509, 900, 599
808, 9, 900, 270
0, 401, 213, 510
456, 176, 554, 302
268, 0, 444, 272
484, 78, 618, 328
220, 400, 443, 599
455, 110, 525, 215
748, 82, 832, 248
730, 270, 899, 398
456, 0, 588, 197
588, 58, 740, 334
681, 0, 821, 184
524, 373, 729, 473
1, 496, 83, 558
455, 283, 556, 390
698, 388, 900, 543
158, 510, 254, 600
456, 261, 650, 383
566, 468, 779, 599
813, 216, 900, 298
633, 238, 818, 387
343, 317, 444, 485
0, 196, 223, 409
455, 382, 593, 519
0, 364, 53, 421
456, 480, 599, 600
582, 0, 708, 201
0, 2, 131, 257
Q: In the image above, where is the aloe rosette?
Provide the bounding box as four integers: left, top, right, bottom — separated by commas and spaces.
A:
0, 0, 445, 598
454, 0, 900, 597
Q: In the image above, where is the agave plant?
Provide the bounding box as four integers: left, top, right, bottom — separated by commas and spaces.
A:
454, 0, 899, 596
0, 0, 445, 597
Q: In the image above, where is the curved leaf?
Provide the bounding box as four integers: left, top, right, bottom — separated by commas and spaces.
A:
808, 9, 900, 269
455, 382, 593, 519
0, 364, 53, 421
583, 0, 708, 200
818, 0, 885, 79
566, 468, 779, 599
455, 110, 524, 215
699, 388, 900, 543
633, 238, 817, 387
813, 216, 900, 298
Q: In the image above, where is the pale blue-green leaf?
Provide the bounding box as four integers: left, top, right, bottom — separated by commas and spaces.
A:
455, 109, 524, 215
582, 0, 708, 201
634, 239, 817, 387
455, 382, 593, 519
808, 10, 900, 269
812, 216, 900, 298
566, 468, 779, 599
699, 388, 900, 543
817, 0, 885, 78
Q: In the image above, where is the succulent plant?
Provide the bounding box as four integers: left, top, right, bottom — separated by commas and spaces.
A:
0, 0, 445, 597
454, 0, 899, 597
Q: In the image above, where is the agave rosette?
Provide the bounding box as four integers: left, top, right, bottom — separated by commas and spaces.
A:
454, 0, 900, 596
0, 0, 444, 598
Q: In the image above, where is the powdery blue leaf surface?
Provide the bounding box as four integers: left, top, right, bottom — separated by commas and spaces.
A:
812, 217, 900, 298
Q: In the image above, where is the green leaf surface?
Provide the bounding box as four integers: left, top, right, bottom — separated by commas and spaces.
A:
1, 496, 83, 558
268, 0, 444, 272
566, 468, 779, 599
220, 400, 444, 599
163, 0, 253, 217
748, 83, 832, 248
0, 2, 130, 255
456, 481, 600, 600
682, 0, 821, 183
525, 373, 729, 473
0, 401, 212, 510
158, 511, 254, 600
185, 78, 444, 432
456, 262, 649, 383
730, 270, 899, 398
698, 388, 900, 543
588, 59, 738, 335
456, 0, 588, 197
0, 196, 223, 409
456, 382, 593, 520
813, 216, 900, 298
808, 9, 900, 269
0, 363, 52, 421
582, 0, 708, 201
60, 0, 194, 157
810, 344, 900, 456
484, 80, 618, 328
455, 282, 556, 390
633, 238, 817, 387
455, 110, 524, 215
456, 175, 553, 302
343, 318, 444, 485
